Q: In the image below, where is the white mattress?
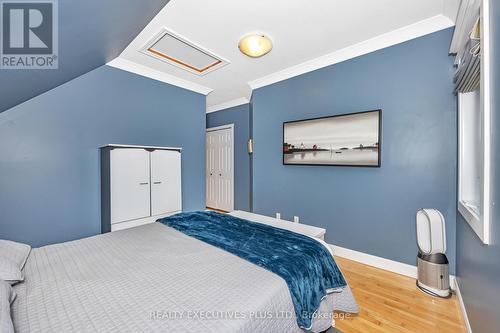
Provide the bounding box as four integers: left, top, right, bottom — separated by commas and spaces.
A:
12, 222, 357, 332
228, 211, 326, 240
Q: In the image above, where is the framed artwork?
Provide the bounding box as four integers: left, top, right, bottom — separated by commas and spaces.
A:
283, 110, 381, 167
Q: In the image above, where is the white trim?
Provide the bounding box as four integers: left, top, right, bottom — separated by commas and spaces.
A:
248, 15, 454, 90
106, 57, 213, 95
450, 275, 457, 292
206, 124, 234, 132
330, 244, 456, 291
455, 279, 473, 333
110, 211, 179, 232
206, 97, 250, 113
458, 200, 482, 235
331, 244, 417, 278
481, 0, 491, 245
457, 93, 485, 241
456, 0, 491, 244
101, 144, 182, 151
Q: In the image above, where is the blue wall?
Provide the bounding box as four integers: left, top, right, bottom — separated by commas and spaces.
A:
0, 0, 170, 113
456, 1, 500, 331
206, 104, 252, 211
252, 29, 457, 272
0, 65, 206, 247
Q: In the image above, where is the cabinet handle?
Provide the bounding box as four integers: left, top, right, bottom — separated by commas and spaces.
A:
219, 174, 222, 176
153, 181, 162, 184
139, 182, 149, 185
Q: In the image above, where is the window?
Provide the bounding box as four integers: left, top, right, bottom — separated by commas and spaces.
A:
459, 90, 481, 216
454, 0, 491, 244
458, 89, 488, 242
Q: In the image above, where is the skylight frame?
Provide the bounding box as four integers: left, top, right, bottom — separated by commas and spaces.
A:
140, 27, 229, 76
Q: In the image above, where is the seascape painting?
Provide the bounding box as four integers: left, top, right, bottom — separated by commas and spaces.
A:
283, 110, 381, 166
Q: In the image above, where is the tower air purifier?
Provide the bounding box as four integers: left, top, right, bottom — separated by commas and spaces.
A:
416, 209, 451, 298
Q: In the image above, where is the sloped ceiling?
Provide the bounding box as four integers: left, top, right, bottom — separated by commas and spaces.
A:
0, 0, 170, 113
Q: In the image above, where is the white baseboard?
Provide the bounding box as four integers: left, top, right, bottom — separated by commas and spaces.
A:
330, 244, 456, 291
455, 279, 473, 333
450, 275, 457, 292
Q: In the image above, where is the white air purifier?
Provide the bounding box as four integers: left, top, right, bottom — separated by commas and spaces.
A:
416, 209, 451, 298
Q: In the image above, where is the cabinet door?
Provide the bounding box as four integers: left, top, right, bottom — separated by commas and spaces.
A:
110, 149, 151, 224
151, 150, 182, 216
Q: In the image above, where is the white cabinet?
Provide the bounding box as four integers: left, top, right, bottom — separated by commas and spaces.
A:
101, 145, 182, 232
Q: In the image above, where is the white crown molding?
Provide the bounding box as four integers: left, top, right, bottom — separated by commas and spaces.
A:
249, 15, 454, 90
206, 97, 250, 113
330, 244, 456, 291
106, 57, 213, 95
455, 279, 473, 333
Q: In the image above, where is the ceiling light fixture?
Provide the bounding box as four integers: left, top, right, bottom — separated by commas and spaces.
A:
238, 34, 273, 58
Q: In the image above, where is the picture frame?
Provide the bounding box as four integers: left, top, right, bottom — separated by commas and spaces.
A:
282, 109, 382, 167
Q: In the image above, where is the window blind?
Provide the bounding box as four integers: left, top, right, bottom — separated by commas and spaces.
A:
454, 18, 481, 93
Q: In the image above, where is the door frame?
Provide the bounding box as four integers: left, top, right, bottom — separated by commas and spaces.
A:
206, 124, 234, 212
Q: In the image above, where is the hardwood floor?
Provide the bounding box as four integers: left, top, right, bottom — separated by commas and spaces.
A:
334, 257, 466, 333
206, 207, 229, 213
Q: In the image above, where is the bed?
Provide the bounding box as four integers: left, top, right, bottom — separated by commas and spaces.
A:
8, 211, 357, 333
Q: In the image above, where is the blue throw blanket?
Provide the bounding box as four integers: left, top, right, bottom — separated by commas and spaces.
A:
158, 211, 346, 329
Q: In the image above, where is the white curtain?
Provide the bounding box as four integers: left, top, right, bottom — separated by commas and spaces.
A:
454, 19, 481, 93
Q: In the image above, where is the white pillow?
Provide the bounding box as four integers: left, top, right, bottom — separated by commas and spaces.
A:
0, 240, 31, 270
0, 279, 16, 333
0, 259, 24, 285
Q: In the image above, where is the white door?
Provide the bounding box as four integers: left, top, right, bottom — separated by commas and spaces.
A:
206, 126, 234, 211
206, 131, 217, 208
111, 148, 151, 224
150, 150, 182, 216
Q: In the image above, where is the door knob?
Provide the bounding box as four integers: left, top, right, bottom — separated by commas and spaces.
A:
219, 174, 222, 176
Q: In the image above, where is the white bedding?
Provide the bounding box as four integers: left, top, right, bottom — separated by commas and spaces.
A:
11, 222, 357, 332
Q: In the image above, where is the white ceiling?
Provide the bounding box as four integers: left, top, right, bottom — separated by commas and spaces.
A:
112, 0, 460, 112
